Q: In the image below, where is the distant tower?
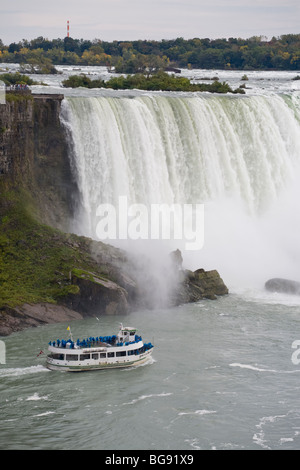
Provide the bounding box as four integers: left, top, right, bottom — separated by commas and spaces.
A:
67, 20, 70, 38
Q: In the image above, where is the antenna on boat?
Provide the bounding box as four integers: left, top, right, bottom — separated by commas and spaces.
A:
67, 325, 74, 342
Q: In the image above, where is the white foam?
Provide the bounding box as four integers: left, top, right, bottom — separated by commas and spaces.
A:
122, 392, 172, 406
230, 363, 276, 372
253, 414, 288, 449
121, 355, 156, 371
0, 365, 49, 378
32, 411, 55, 418
230, 363, 300, 374
280, 437, 294, 444
26, 392, 48, 401
178, 409, 216, 416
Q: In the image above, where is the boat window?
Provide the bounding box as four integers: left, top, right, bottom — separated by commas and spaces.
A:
92, 353, 99, 360
66, 354, 78, 361
116, 351, 126, 357
128, 350, 138, 356
132, 349, 138, 355
100, 353, 106, 358
80, 354, 90, 361
50, 353, 65, 360
107, 352, 115, 358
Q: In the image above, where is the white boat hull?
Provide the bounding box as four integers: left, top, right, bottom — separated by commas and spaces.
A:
46, 349, 153, 372
46, 325, 154, 372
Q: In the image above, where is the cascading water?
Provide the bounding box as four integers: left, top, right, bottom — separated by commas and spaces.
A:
61, 91, 300, 296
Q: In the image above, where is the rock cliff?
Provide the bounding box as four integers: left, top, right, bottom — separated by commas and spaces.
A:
0, 91, 78, 231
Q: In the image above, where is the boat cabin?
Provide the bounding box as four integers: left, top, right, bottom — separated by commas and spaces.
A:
117, 326, 137, 344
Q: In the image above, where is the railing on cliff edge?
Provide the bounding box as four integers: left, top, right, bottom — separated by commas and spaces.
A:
6, 84, 31, 93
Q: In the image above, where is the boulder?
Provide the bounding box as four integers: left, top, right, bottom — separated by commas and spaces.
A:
265, 278, 300, 295
64, 269, 130, 316
165, 66, 181, 73
170, 249, 183, 270
0, 304, 83, 336
175, 267, 229, 304
194, 269, 229, 296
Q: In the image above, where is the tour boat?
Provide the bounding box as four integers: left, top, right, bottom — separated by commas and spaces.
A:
46, 324, 154, 372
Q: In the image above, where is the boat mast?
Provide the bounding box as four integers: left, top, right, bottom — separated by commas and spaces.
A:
67, 326, 74, 342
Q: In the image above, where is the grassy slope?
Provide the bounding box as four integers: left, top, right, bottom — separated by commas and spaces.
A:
0, 185, 111, 309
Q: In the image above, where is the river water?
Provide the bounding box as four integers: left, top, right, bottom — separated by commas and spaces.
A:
1, 292, 300, 450
1, 66, 300, 450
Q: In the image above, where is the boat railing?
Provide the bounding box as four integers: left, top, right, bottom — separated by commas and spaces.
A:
49, 334, 144, 350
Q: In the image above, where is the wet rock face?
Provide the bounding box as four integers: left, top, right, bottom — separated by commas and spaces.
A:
0, 304, 83, 336
174, 267, 229, 305
66, 270, 130, 316
0, 93, 79, 232
168, 249, 229, 305
265, 278, 300, 295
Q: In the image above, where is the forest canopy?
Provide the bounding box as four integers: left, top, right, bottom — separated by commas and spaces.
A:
0, 34, 300, 71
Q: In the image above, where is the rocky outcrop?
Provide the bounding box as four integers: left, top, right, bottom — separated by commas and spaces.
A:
165, 66, 181, 73
0, 229, 138, 336
65, 269, 130, 316
175, 267, 229, 304
265, 278, 300, 295
0, 303, 83, 337
167, 249, 228, 304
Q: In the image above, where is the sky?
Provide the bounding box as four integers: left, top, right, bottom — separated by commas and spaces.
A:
0, 0, 299, 45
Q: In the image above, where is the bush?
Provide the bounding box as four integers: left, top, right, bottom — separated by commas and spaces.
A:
0, 72, 35, 86
63, 72, 245, 94
62, 74, 105, 88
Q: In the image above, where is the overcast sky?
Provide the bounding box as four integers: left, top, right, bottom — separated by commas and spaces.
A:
0, 0, 299, 45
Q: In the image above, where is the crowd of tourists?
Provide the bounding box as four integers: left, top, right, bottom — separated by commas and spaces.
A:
6, 83, 30, 90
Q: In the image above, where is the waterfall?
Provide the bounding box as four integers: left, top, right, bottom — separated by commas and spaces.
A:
61, 92, 300, 293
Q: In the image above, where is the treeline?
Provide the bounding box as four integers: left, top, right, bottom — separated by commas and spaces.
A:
0, 34, 300, 71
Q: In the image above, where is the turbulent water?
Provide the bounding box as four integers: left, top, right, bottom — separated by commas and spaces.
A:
2, 69, 300, 450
